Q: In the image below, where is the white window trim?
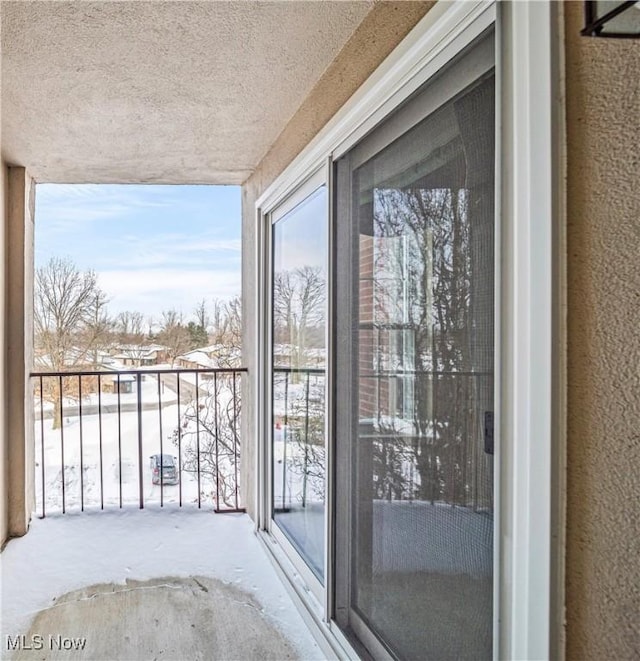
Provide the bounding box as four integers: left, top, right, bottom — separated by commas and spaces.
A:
498, 3, 561, 660
263, 167, 328, 606
254, 2, 560, 658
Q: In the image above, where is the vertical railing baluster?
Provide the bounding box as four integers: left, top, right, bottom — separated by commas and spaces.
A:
98, 374, 104, 510
195, 371, 201, 509
78, 376, 84, 512
213, 372, 220, 512
177, 374, 182, 508
137, 372, 143, 509
59, 375, 65, 514
39, 376, 45, 518
233, 370, 239, 511
158, 373, 163, 507
117, 374, 122, 508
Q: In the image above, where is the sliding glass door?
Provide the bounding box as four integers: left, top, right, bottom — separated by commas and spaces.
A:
334, 32, 496, 660
270, 182, 327, 584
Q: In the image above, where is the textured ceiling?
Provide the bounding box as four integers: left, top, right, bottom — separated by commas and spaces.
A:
1, 1, 373, 184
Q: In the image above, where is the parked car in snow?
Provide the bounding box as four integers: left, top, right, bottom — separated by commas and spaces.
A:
149, 454, 179, 485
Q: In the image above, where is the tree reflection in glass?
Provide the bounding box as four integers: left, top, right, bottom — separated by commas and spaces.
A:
271, 185, 327, 581
348, 75, 495, 660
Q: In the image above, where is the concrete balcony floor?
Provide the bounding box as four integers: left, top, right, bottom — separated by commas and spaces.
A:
1, 507, 324, 660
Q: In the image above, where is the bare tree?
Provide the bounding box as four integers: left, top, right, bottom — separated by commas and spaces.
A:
115, 311, 146, 343
369, 185, 493, 509
278, 372, 326, 509
34, 257, 108, 427
209, 299, 225, 342
172, 373, 241, 508
112, 310, 152, 364
82, 291, 112, 368
193, 298, 210, 333
209, 297, 240, 344
220, 296, 242, 360
157, 309, 191, 366
184, 299, 209, 350
273, 266, 325, 370
170, 296, 243, 505
204, 296, 242, 366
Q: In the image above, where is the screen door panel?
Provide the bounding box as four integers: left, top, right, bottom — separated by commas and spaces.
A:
335, 64, 495, 660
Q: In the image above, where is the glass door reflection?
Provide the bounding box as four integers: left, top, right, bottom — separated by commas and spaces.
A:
336, 68, 495, 659
271, 185, 327, 581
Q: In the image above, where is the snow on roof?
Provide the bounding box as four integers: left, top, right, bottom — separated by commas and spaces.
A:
136, 363, 173, 371
272, 344, 325, 359
272, 344, 294, 355
185, 344, 240, 356
191, 344, 220, 354
108, 373, 136, 382
34, 347, 118, 369
177, 345, 242, 368
177, 351, 217, 368
115, 346, 159, 357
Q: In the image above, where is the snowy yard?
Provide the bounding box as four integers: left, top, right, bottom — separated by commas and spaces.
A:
36, 404, 211, 514
34, 377, 178, 416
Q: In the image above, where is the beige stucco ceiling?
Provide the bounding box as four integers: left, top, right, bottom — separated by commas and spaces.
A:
1, 1, 373, 184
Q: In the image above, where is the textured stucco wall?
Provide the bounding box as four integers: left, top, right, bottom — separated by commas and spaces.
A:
565, 5, 640, 659
241, 1, 433, 520
6, 166, 35, 538
0, 162, 7, 547
1, 0, 373, 184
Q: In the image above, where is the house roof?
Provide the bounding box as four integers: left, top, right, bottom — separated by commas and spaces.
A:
34, 347, 116, 369
177, 345, 242, 368
177, 351, 217, 369
109, 373, 136, 382
111, 344, 165, 358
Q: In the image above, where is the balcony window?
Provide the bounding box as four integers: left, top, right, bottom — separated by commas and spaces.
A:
269, 181, 328, 585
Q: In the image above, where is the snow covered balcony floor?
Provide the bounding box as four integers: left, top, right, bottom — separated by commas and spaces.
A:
1, 508, 323, 660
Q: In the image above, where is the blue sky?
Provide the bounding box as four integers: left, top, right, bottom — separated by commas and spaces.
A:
273, 186, 327, 273
35, 184, 241, 322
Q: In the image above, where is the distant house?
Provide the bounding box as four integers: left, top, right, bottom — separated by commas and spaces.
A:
102, 373, 136, 394
108, 344, 168, 367
175, 349, 217, 377
272, 343, 325, 369
33, 347, 118, 371
175, 344, 241, 374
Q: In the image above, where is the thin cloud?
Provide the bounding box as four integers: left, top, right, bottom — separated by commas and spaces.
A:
36, 184, 174, 230
99, 268, 241, 318
97, 234, 241, 270
37, 184, 173, 208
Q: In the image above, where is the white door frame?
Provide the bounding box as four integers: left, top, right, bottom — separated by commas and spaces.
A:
253, 2, 562, 658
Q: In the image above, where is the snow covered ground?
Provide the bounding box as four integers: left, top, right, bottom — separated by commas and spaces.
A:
272, 375, 324, 421
34, 377, 178, 416
35, 399, 227, 515
0, 507, 323, 659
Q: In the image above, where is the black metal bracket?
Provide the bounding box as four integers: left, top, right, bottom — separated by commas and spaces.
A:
582, 1, 640, 38
484, 411, 494, 456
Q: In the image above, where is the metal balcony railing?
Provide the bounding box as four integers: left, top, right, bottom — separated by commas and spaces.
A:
31, 367, 247, 516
